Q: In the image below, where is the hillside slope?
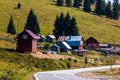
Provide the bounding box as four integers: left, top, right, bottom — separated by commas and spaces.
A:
0, 0, 120, 43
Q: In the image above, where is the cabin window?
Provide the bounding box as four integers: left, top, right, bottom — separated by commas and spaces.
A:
22, 35, 28, 39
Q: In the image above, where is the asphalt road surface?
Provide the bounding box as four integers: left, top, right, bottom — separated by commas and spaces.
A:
34, 65, 120, 80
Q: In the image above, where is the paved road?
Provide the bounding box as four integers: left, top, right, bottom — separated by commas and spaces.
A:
34, 65, 120, 80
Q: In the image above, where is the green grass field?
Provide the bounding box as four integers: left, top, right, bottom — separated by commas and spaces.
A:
0, 0, 120, 43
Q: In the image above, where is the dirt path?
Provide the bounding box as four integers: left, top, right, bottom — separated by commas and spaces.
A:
31, 52, 71, 59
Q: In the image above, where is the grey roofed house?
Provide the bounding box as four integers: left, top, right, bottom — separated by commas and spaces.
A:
38, 35, 46, 42
56, 42, 72, 53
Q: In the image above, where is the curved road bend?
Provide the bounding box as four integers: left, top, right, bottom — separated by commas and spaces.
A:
34, 65, 120, 80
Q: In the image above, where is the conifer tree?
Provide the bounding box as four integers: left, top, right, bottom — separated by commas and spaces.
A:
73, 0, 82, 8
83, 0, 91, 12
112, 0, 120, 19
65, 0, 72, 7
53, 15, 60, 38
64, 12, 71, 35
57, 0, 64, 6
7, 15, 16, 34
105, 1, 112, 18
53, 12, 65, 38
70, 17, 79, 35
91, 0, 96, 4
25, 9, 40, 34
95, 0, 106, 15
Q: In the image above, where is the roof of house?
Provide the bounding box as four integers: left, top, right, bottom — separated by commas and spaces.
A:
65, 36, 82, 41
62, 42, 72, 49
47, 35, 56, 39
58, 36, 66, 42
58, 36, 83, 46
86, 37, 99, 44
58, 36, 83, 41
65, 36, 83, 46
25, 30, 40, 39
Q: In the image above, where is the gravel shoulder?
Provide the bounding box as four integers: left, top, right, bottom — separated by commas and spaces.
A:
75, 71, 120, 80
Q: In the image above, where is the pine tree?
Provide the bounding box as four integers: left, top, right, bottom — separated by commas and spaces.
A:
91, 0, 96, 4
95, 0, 106, 15
53, 15, 60, 38
112, 0, 120, 20
64, 12, 71, 35
25, 9, 40, 34
73, 0, 82, 8
53, 12, 65, 38
65, 0, 72, 7
7, 15, 16, 34
105, 1, 112, 18
57, 0, 64, 6
83, 0, 91, 12
70, 17, 79, 35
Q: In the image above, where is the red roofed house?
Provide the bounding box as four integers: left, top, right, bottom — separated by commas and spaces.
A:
17, 30, 40, 53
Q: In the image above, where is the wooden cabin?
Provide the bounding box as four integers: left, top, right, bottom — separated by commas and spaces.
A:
17, 30, 40, 53
86, 37, 99, 49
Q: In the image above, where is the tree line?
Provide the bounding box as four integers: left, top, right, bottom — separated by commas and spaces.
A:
53, 12, 79, 38
56, 0, 120, 20
7, 9, 79, 38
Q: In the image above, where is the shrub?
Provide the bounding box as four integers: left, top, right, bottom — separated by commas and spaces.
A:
74, 59, 78, 63
17, 3, 21, 9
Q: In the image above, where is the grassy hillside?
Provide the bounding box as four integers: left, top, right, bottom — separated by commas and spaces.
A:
0, 0, 120, 43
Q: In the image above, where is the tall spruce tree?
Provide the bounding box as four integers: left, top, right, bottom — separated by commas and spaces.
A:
91, 0, 96, 4
57, 0, 64, 6
95, 0, 106, 15
65, 0, 72, 7
53, 15, 60, 38
70, 17, 79, 35
83, 0, 91, 12
53, 12, 65, 38
105, 1, 112, 18
7, 15, 16, 34
112, 0, 120, 19
73, 0, 82, 8
25, 9, 40, 34
64, 12, 71, 35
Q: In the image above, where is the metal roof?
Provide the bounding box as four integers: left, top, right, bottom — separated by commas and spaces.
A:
62, 42, 72, 49
65, 36, 82, 41
65, 36, 83, 46
48, 35, 56, 39
25, 30, 40, 39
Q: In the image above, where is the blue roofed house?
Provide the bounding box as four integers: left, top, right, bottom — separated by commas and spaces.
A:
65, 36, 84, 50
58, 36, 86, 55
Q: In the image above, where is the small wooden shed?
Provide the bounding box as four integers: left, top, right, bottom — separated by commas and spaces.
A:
17, 30, 40, 53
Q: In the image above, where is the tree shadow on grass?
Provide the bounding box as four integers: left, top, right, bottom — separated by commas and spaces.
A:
5, 48, 17, 53
112, 25, 120, 28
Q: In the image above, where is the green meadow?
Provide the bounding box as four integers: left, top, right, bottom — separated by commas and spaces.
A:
0, 0, 120, 43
